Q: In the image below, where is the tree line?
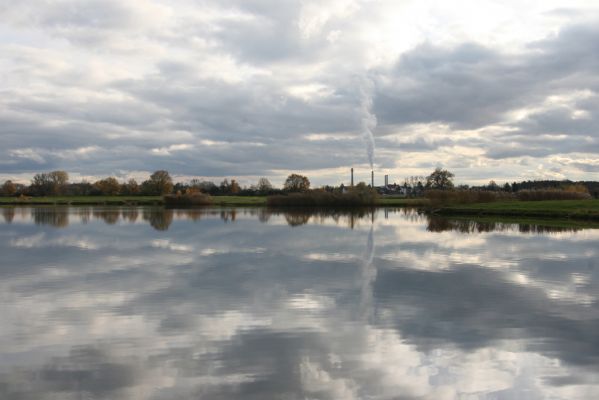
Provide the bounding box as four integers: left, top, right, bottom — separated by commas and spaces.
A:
0, 170, 313, 197
398, 168, 599, 199
1, 168, 597, 198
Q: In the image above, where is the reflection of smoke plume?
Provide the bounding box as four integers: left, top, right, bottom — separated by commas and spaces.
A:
360, 78, 377, 169
365, 226, 374, 265
359, 225, 377, 319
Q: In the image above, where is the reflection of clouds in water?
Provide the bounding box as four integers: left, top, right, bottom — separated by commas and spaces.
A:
0, 208, 598, 399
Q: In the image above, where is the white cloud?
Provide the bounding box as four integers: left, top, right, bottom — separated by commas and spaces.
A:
1, 0, 598, 185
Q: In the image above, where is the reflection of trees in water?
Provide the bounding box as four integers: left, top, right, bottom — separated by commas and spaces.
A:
32, 208, 69, 228
284, 211, 311, 227
121, 208, 139, 223
29, 206, 584, 235
93, 209, 121, 225
78, 208, 92, 224
143, 209, 174, 231
257, 209, 271, 223
2, 207, 15, 223
175, 209, 202, 221
220, 209, 237, 222
426, 216, 582, 234
271, 208, 377, 228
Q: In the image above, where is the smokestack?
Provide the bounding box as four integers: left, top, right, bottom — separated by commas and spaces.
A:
371, 170, 374, 188
384, 175, 388, 186
351, 168, 354, 187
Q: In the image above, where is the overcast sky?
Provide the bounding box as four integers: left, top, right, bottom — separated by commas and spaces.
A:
1, 0, 599, 186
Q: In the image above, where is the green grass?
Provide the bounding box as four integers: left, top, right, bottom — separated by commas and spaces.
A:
0, 196, 163, 205
0, 195, 268, 207
437, 200, 599, 220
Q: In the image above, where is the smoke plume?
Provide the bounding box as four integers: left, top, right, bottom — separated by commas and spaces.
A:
359, 79, 377, 169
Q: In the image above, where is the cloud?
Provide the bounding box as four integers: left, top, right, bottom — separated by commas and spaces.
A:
1, 1, 599, 185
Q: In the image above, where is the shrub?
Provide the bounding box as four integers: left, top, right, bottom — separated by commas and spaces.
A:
163, 191, 212, 207
425, 189, 514, 205
267, 185, 378, 208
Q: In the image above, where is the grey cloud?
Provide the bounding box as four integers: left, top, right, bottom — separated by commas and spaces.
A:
375, 25, 599, 131
1, 2, 599, 182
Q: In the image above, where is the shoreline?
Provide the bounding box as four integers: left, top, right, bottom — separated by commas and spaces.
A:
2, 197, 599, 221
0, 196, 428, 208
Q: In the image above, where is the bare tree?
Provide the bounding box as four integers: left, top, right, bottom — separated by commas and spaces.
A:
142, 170, 173, 195
283, 174, 310, 192
257, 177, 273, 193
1, 180, 16, 196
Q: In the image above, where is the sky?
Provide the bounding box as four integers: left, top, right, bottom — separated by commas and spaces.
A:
1, 0, 599, 187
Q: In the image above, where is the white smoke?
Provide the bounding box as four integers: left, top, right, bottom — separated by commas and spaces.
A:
359, 78, 377, 169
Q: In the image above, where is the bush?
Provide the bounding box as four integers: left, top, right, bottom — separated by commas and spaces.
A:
267, 185, 378, 208
425, 189, 514, 205
516, 189, 591, 201
163, 191, 212, 207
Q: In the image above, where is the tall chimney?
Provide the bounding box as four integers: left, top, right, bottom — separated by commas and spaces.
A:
351, 168, 354, 187
371, 170, 374, 187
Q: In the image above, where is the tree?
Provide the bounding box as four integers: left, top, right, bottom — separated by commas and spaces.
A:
30, 170, 69, 195
122, 179, 140, 195
487, 180, 499, 191
219, 179, 230, 194
197, 180, 217, 194
1, 180, 16, 196
257, 177, 273, 193
425, 168, 454, 190
93, 177, 121, 195
229, 179, 241, 194
283, 174, 310, 192
142, 170, 173, 195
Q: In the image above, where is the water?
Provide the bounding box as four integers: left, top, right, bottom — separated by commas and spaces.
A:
0, 207, 598, 399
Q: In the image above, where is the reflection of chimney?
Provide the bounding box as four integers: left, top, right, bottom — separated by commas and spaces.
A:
371, 170, 374, 187
351, 168, 354, 187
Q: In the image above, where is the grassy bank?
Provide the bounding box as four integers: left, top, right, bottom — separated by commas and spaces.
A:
0, 195, 268, 206
436, 200, 599, 220
0, 196, 164, 205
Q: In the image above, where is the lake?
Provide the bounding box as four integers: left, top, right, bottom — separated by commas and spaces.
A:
1, 207, 598, 399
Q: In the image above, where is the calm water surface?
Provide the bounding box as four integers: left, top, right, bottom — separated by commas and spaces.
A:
0, 207, 598, 399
